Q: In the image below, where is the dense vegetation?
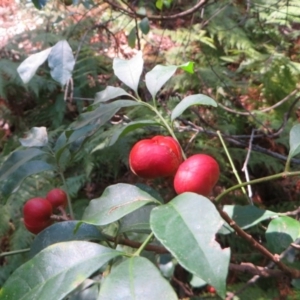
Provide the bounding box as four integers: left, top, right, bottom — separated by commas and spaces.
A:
1, 0, 300, 299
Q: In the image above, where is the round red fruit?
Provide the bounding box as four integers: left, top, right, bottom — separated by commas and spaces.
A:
46, 188, 67, 209
174, 154, 220, 196
23, 198, 53, 234
129, 135, 183, 179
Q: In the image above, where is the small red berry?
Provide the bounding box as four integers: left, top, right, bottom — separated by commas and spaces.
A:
129, 135, 183, 179
174, 154, 220, 196
46, 188, 67, 209
206, 285, 216, 293
23, 198, 53, 234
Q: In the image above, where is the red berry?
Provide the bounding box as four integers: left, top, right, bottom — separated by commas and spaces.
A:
23, 198, 53, 234
46, 188, 67, 209
174, 154, 220, 196
129, 136, 183, 179
206, 285, 216, 293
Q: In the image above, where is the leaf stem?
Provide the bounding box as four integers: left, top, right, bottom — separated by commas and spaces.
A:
134, 232, 154, 256
217, 131, 248, 200
215, 170, 300, 203
0, 248, 30, 257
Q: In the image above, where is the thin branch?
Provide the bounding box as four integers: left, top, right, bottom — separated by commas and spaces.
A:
103, 0, 209, 20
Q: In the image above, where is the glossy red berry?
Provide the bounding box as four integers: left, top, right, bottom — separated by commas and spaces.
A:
23, 198, 53, 234
174, 154, 220, 196
46, 188, 67, 209
129, 135, 183, 179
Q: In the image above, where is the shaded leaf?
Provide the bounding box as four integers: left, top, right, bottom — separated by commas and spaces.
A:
29, 221, 106, 257
128, 27, 136, 48
48, 40, 75, 86
71, 100, 140, 129
82, 183, 161, 226
17, 47, 52, 84
139, 17, 150, 35
98, 256, 177, 300
0, 241, 122, 300
109, 120, 160, 146
94, 86, 133, 104
0, 148, 47, 181
219, 205, 278, 234
2, 160, 55, 196
289, 124, 300, 158
171, 94, 217, 121
19, 127, 48, 147
266, 216, 300, 254
113, 51, 143, 93
150, 192, 230, 298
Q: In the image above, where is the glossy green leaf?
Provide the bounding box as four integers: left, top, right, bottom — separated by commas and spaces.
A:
29, 221, 106, 257
2, 160, 55, 196
94, 86, 133, 104
150, 192, 230, 298
0, 148, 47, 181
113, 51, 143, 93
82, 183, 161, 226
139, 17, 150, 35
19, 127, 48, 147
0, 241, 122, 300
266, 216, 300, 254
48, 40, 75, 86
109, 120, 160, 146
219, 205, 278, 234
171, 94, 217, 121
145, 65, 177, 99
128, 27, 136, 48
71, 100, 140, 129
289, 124, 300, 158
98, 256, 177, 300
17, 47, 52, 84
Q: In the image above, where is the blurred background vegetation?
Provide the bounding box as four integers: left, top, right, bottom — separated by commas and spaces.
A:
1, 0, 300, 297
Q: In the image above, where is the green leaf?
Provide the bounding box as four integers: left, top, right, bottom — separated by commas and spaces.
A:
0, 148, 47, 181
109, 120, 160, 146
48, 40, 75, 86
219, 205, 278, 234
98, 256, 177, 300
94, 86, 133, 104
19, 127, 48, 147
139, 17, 150, 35
179, 61, 194, 74
113, 51, 143, 94
128, 27, 137, 48
82, 183, 160, 226
17, 47, 52, 84
71, 100, 140, 129
150, 192, 230, 298
289, 124, 300, 158
145, 65, 177, 99
0, 241, 122, 300
29, 221, 106, 257
266, 216, 300, 254
2, 160, 55, 196
171, 94, 218, 121
156, 0, 163, 10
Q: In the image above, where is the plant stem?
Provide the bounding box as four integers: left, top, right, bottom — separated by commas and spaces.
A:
134, 232, 154, 256
215, 170, 300, 203
59, 170, 74, 219
217, 131, 248, 200
0, 248, 30, 257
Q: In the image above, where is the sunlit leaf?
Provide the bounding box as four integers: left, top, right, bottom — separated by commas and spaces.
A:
17, 47, 52, 84
48, 40, 75, 86
171, 94, 217, 121
98, 257, 177, 300
150, 193, 230, 298
19, 127, 48, 147
82, 183, 161, 226
0, 241, 122, 300
113, 51, 143, 94
94, 86, 133, 104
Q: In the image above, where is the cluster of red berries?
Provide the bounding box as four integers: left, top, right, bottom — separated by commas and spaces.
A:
23, 188, 67, 234
129, 136, 220, 196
